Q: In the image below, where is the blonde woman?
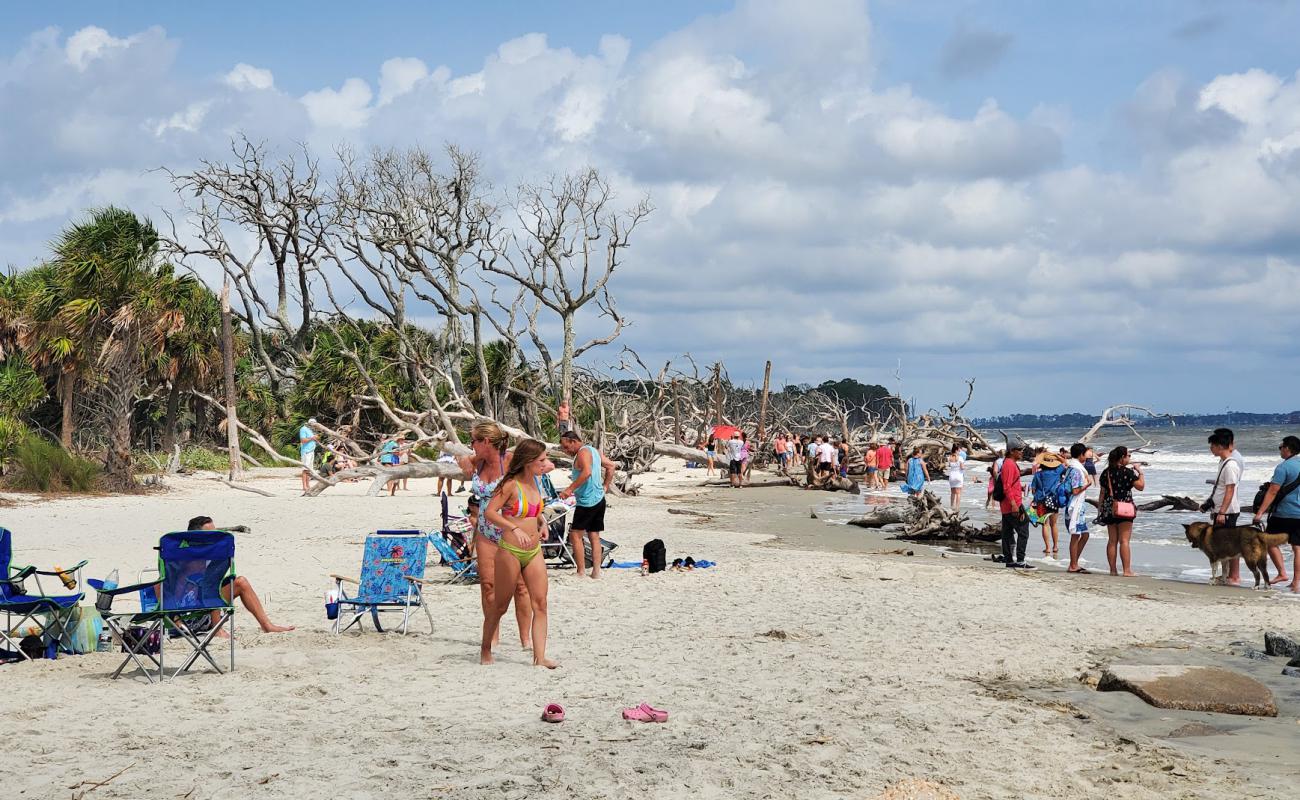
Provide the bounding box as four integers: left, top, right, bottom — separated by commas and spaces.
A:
481, 439, 558, 668
456, 422, 532, 650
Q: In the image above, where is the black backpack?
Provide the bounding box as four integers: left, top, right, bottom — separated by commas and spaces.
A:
991, 459, 1006, 503
1254, 474, 1300, 515
642, 539, 666, 573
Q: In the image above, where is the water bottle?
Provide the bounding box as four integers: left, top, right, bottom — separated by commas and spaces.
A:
103, 569, 119, 591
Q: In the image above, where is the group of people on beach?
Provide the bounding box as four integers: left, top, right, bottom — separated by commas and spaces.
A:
296, 409, 619, 664
455, 422, 615, 668
987, 428, 1300, 590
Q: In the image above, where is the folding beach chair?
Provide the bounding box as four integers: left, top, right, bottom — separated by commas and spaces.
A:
429, 534, 477, 584
0, 527, 86, 661
88, 530, 236, 683
330, 530, 435, 635
538, 508, 619, 570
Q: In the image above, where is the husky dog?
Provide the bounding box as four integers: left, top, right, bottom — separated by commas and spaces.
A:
1183, 522, 1288, 589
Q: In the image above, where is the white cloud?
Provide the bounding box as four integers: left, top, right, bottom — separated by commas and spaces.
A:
64, 26, 137, 70
5, 7, 1300, 413
301, 77, 373, 129
1198, 68, 1281, 126
378, 57, 428, 105
224, 62, 274, 91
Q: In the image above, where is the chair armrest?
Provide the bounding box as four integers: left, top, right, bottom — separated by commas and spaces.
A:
403, 576, 440, 586
87, 579, 158, 596
7, 565, 36, 581
329, 574, 359, 585
32, 560, 89, 576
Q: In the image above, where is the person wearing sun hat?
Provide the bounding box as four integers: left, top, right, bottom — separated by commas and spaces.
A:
1030, 449, 1068, 558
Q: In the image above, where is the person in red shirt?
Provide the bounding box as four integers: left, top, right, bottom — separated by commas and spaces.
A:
999, 437, 1032, 569
876, 441, 894, 482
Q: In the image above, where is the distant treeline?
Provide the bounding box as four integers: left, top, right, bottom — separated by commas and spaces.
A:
972, 412, 1300, 429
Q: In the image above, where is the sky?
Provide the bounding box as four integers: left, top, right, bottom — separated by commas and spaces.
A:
2, 0, 1300, 416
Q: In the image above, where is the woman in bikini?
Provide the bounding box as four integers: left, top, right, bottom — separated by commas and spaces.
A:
456, 422, 533, 651
480, 439, 558, 668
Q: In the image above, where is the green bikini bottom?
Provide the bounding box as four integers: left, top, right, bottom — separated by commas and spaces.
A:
499, 539, 542, 568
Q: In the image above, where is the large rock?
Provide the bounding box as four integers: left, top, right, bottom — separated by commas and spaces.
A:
1098, 665, 1277, 717
1264, 631, 1300, 659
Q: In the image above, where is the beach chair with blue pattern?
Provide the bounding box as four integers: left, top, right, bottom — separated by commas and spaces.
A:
330, 530, 435, 635
0, 527, 86, 661
88, 530, 236, 683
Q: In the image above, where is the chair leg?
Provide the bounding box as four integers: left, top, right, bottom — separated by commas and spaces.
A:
109, 618, 162, 683
2, 609, 40, 661
171, 613, 230, 678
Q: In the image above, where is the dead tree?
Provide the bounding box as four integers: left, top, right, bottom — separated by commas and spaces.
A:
485, 169, 652, 414
1080, 404, 1173, 449
162, 137, 333, 409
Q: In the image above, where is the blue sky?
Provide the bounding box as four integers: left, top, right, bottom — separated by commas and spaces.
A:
2, 1, 1299, 415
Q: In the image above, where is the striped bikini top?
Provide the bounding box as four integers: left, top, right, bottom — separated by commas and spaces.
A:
509, 480, 543, 519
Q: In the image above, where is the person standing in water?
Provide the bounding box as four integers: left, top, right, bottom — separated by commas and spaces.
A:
945, 444, 964, 508
456, 422, 533, 650
560, 430, 616, 577
902, 447, 930, 494
1097, 445, 1144, 577
481, 439, 557, 668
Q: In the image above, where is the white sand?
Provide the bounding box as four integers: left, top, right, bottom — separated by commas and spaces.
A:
3, 465, 1298, 799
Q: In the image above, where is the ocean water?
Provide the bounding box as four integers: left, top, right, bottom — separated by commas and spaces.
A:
818, 424, 1300, 589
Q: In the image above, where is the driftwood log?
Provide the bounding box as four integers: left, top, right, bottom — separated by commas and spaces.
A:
848, 490, 999, 542
1084, 494, 1200, 512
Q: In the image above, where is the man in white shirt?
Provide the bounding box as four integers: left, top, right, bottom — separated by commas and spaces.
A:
816, 437, 836, 478
1065, 443, 1094, 573
1207, 428, 1244, 584
726, 432, 746, 488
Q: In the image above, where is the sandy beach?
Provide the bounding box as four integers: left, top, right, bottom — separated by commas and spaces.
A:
4, 465, 1300, 799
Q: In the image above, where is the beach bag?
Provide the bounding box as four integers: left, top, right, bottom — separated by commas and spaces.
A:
642, 539, 666, 573
1107, 472, 1136, 521
64, 606, 104, 655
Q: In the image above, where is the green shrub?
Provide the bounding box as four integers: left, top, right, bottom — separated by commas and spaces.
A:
178, 446, 230, 472
0, 414, 31, 466
4, 437, 100, 492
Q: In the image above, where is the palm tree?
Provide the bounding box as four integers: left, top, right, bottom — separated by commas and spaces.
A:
149, 279, 223, 452
40, 207, 189, 487
13, 263, 88, 447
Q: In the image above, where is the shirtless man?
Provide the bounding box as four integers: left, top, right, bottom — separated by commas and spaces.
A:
188, 516, 294, 634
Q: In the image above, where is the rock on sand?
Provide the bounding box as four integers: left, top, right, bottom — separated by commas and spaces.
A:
1098, 665, 1277, 717
1263, 631, 1300, 659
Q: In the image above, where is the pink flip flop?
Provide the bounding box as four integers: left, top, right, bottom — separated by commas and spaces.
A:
542, 703, 565, 723
639, 702, 669, 722
622, 703, 668, 723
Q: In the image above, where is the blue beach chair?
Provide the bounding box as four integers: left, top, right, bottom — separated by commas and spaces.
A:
430, 494, 477, 584
0, 527, 86, 660
330, 530, 435, 635
429, 534, 477, 585
89, 530, 236, 683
